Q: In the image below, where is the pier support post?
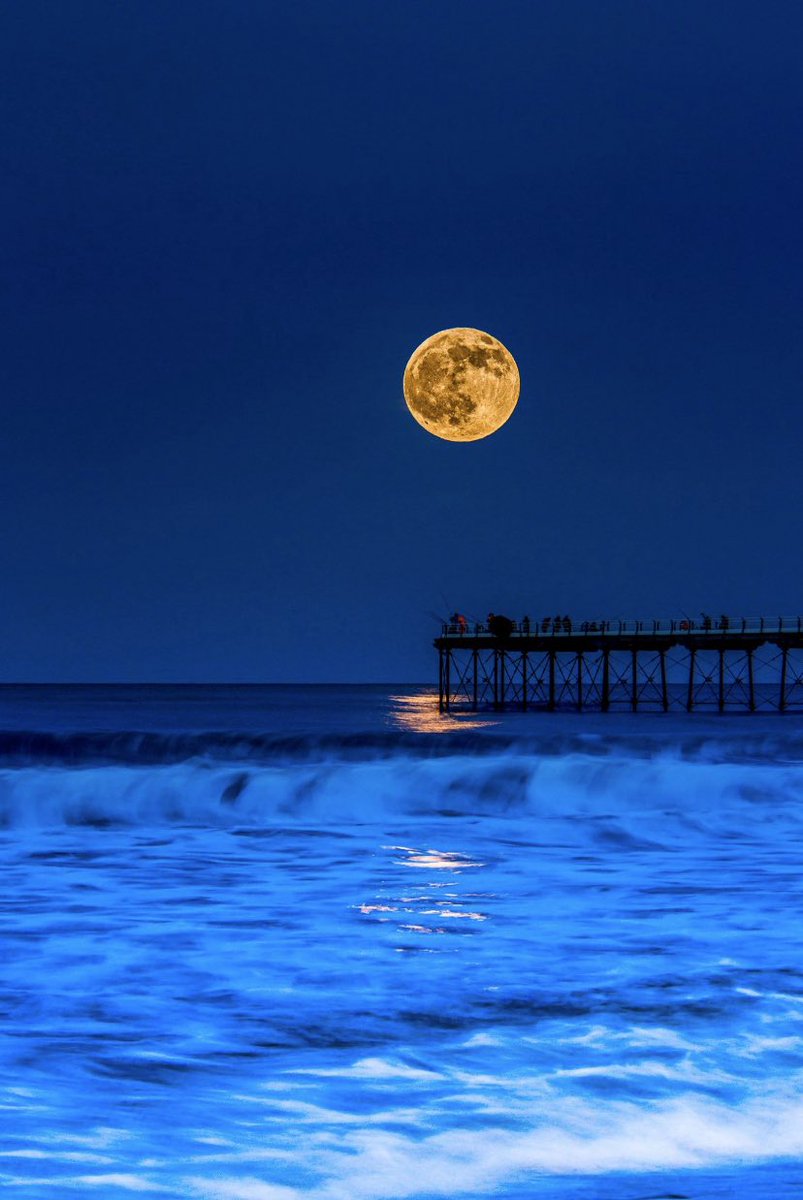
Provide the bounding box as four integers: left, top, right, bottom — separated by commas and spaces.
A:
499, 651, 506, 711
747, 649, 755, 712
548, 650, 556, 711
493, 650, 500, 711
601, 650, 610, 712
438, 648, 444, 713
631, 649, 638, 712
577, 652, 584, 712
718, 649, 725, 714
472, 648, 478, 712
444, 649, 451, 713
660, 649, 668, 712
522, 651, 528, 712
687, 648, 696, 712
780, 646, 788, 713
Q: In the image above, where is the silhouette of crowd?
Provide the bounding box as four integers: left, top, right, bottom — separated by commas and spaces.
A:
445, 610, 748, 639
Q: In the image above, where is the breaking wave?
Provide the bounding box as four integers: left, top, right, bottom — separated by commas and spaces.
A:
2, 740, 803, 829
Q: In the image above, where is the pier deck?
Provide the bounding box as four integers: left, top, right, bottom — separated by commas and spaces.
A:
435, 616, 803, 714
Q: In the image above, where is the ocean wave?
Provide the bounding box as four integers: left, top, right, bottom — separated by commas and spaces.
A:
0, 728, 589, 767
14, 1087, 803, 1197
180, 1089, 803, 1197
1, 724, 803, 770
1, 749, 802, 829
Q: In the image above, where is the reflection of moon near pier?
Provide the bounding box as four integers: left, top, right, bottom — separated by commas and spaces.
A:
389, 691, 495, 733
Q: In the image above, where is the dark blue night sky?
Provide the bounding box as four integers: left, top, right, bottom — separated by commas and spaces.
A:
3, 1, 803, 681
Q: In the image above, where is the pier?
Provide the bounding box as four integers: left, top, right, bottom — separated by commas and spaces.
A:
435, 616, 803, 714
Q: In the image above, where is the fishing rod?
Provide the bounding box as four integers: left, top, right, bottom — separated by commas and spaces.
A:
425, 609, 448, 625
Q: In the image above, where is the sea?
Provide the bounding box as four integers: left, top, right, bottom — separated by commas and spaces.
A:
1, 684, 803, 1199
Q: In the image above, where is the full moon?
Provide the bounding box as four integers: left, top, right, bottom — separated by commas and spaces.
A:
403, 327, 520, 442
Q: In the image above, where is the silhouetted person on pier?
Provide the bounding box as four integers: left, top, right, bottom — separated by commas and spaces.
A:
719, 614, 729, 631
701, 613, 712, 631
487, 612, 514, 640
562, 615, 572, 633
522, 615, 531, 635
541, 616, 550, 632
553, 614, 562, 633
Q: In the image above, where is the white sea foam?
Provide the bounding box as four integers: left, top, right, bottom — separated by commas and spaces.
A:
184, 1091, 803, 1199
289, 1058, 443, 1081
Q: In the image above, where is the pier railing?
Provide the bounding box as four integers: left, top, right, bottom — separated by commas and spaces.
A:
441, 615, 803, 638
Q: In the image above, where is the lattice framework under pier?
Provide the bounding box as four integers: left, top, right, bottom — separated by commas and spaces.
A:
437, 636, 803, 715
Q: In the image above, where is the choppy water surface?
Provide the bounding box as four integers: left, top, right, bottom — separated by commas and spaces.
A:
1, 685, 803, 1198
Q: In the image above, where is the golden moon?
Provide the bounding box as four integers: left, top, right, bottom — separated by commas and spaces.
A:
403, 327, 520, 442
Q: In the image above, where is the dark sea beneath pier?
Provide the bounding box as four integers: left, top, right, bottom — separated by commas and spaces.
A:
1, 684, 803, 1199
